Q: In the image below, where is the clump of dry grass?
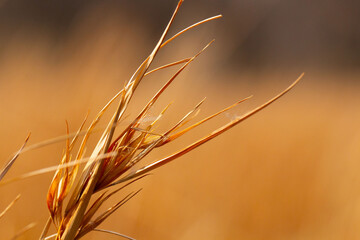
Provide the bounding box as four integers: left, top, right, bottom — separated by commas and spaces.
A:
0, 0, 302, 239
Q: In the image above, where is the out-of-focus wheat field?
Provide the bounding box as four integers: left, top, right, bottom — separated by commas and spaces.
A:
1, 0, 360, 239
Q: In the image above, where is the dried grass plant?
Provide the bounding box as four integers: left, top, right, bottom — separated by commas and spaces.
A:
0, 0, 302, 239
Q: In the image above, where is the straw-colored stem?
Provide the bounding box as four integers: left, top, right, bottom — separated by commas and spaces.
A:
39, 216, 52, 240
59, 2, 184, 239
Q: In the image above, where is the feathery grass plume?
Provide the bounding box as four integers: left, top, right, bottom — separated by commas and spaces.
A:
39, 0, 302, 239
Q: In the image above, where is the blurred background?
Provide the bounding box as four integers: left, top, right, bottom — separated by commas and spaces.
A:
0, 0, 359, 239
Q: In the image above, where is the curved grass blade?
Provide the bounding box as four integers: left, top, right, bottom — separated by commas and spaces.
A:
0, 134, 30, 181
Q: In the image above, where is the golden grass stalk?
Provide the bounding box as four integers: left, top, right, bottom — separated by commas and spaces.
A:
0, 194, 20, 220
0, 134, 30, 222
25, 0, 303, 239
0, 134, 30, 181
11, 222, 37, 240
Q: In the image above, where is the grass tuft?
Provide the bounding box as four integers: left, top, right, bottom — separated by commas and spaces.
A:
0, 0, 302, 239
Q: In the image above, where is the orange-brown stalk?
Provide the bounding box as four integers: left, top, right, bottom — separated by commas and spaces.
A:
39, 0, 302, 239
0, 134, 30, 222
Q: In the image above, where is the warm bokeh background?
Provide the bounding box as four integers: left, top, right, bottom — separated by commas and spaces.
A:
0, 0, 360, 239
